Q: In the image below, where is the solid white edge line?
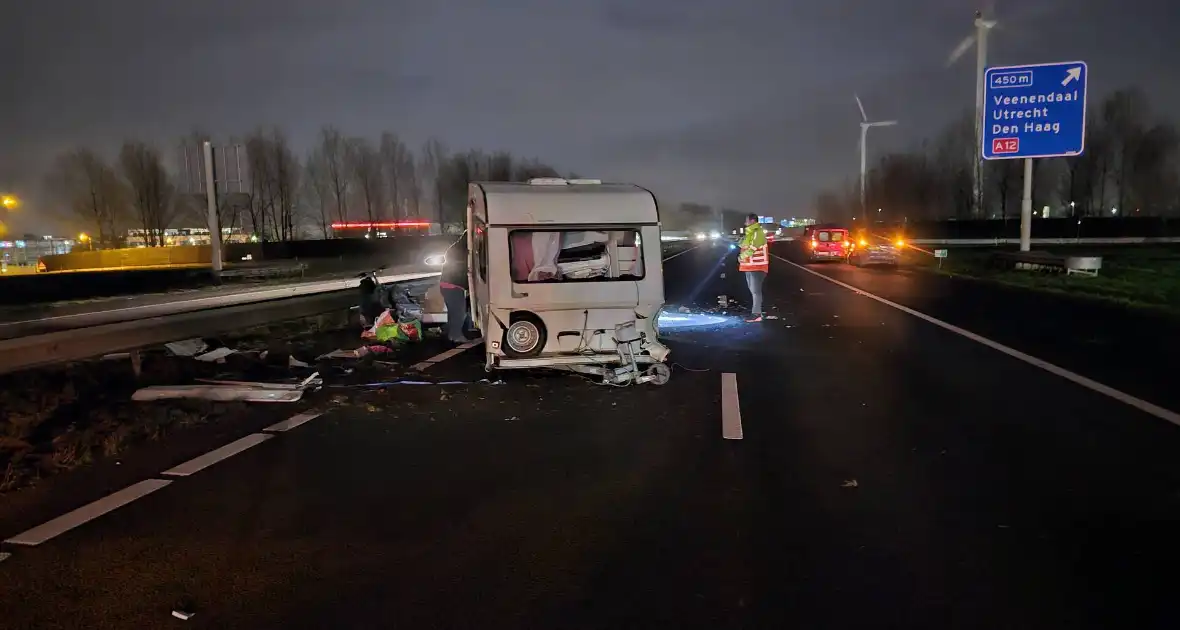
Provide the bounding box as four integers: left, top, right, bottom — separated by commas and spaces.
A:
263, 411, 324, 433
4, 479, 173, 546
428, 347, 466, 363
413, 340, 481, 372
775, 254, 1180, 427
161, 433, 274, 477
721, 372, 744, 440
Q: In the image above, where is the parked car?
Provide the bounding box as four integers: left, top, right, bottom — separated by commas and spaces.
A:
848, 232, 904, 267
802, 226, 852, 262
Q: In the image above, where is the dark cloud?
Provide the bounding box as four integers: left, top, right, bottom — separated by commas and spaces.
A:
2, 0, 1177, 232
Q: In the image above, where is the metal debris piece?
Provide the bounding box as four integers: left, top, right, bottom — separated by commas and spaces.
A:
165, 339, 207, 357
172, 610, 194, 621
841, 479, 859, 488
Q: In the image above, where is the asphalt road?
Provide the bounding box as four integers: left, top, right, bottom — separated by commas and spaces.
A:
2, 242, 1179, 629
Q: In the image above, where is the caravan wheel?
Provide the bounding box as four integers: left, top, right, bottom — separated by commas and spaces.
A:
504, 314, 546, 358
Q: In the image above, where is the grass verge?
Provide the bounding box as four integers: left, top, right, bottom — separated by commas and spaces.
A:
909, 246, 1180, 316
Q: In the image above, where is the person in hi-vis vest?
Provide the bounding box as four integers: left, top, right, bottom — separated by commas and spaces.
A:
737, 213, 769, 322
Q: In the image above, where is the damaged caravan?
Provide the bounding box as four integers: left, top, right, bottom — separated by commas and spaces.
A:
467, 178, 671, 385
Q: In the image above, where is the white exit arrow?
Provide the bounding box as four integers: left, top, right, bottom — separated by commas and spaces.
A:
1061, 67, 1082, 87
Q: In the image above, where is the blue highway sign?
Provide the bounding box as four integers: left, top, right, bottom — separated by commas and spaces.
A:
982, 61, 1087, 160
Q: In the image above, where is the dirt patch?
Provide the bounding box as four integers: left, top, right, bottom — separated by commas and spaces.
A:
0, 309, 439, 495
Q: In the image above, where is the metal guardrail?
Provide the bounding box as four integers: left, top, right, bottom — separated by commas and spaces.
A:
0, 266, 439, 375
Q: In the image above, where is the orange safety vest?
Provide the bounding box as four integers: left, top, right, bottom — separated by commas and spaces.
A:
738, 244, 769, 273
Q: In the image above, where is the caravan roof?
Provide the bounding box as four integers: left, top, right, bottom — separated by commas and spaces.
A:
473, 180, 659, 226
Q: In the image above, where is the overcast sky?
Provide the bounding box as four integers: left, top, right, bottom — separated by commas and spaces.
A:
2, 0, 1178, 233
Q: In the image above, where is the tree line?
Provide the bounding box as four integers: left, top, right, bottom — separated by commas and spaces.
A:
45, 127, 564, 247
813, 86, 1180, 224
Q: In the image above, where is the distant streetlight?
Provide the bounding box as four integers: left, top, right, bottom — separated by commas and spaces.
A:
1, 194, 18, 210
855, 94, 898, 222
78, 233, 93, 250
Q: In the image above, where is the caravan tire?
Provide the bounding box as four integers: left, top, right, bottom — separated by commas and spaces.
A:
504, 314, 546, 358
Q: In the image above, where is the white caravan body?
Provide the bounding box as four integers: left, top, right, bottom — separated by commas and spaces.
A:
467, 178, 670, 382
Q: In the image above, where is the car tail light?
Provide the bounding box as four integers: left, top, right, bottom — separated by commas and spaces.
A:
859, 239, 867, 247
810, 240, 817, 249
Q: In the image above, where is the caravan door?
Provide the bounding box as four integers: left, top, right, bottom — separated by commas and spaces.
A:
466, 192, 489, 334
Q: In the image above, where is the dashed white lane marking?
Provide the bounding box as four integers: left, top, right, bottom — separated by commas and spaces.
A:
161, 433, 273, 477
411, 339, 480, 371
721, 372, 744, 440
4, 479, 172, 546
263, 411, 323, 433
661, 244, 701, 263
776, 254, 1180, 428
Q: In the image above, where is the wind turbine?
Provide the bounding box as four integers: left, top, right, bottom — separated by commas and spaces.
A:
947, 7, 998, 220
855, 93, 897, 221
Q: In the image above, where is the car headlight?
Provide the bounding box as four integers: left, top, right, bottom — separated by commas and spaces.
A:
424, 253, 446, 266
695, 233, 707, 241
709, 231, 720, 239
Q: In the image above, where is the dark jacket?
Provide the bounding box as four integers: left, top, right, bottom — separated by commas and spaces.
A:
440, 240, 469, 290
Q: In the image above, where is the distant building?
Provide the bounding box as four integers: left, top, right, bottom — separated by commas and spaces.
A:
329, 220, 439, 239
0, 235, 77, 267
125, 227, 251, 247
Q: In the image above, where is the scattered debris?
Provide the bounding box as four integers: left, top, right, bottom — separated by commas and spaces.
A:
720, 273, 726, 278
165, 339, 207, 357
717, 295, 727, 306
348, 378, 499, 388
997, 524, 1010, 529
318, 347, 370, 360
841, 479, 859, 488
194, 347, 236, 363
171, 610, 194, 621
505, 416, 520, 421
765, 315, 779, 320
678, 306, 691, 313
0, 552, 10, 564
132, 373, 322, 403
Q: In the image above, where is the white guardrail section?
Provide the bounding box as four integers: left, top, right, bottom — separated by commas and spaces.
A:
0, 266, 440, 335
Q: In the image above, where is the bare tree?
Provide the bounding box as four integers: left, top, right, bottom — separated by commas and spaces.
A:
318, 126, 353, 224
379, 132, 414, 219
1101, 88, 1150, 213
118, 141, 175, 246
350, 137, 384, 225
1127, 122, 1179, 214
303, 149, 333, 237
985, 158, 1022, 221
419, 137, 448, 222
243, 127, 301, 241
45, 148, 125, 244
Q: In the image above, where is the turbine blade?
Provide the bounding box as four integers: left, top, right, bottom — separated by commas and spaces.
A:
854, 93, 867, 122
946, 33, 975, 67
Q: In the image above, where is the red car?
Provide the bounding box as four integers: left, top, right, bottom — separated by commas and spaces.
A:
803, 226, 852, 262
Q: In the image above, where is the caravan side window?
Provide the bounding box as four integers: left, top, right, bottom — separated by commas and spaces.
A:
472, 217, 488, 281
509, 229, 645, 283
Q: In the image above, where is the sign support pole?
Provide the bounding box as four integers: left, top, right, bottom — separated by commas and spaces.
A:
202, 141, 223, 278
1019, 158, 1033, 252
